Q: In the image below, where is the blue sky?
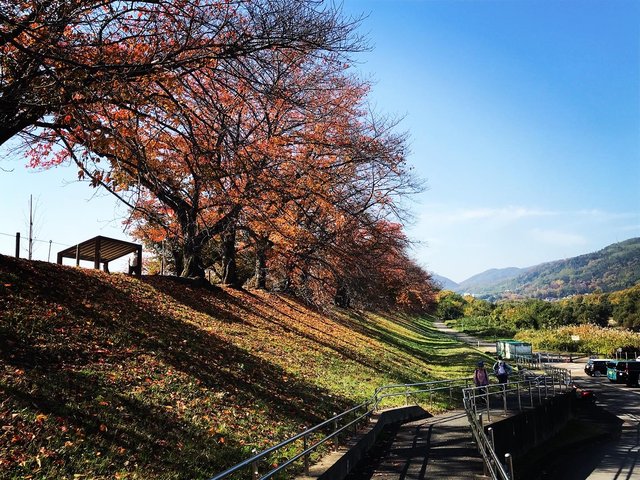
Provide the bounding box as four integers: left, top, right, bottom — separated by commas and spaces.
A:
1, 0, 639, 280
342, 0, 640, 281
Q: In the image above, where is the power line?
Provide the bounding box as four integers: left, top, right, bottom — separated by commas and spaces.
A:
0, 231, 71, 247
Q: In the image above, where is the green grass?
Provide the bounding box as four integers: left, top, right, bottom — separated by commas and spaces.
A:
0, 255, 480, 479
445, 316, 516, 341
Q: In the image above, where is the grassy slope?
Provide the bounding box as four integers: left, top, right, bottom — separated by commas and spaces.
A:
0, 255, 478, 479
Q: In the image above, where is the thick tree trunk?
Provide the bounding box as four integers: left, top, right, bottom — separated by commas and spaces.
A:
334, 282, 351, 308
221, 225, 238, 287
180, 242, 206, 278
174, 205, 241, 279
254, 236, 270, 289
179, 224, 206, 278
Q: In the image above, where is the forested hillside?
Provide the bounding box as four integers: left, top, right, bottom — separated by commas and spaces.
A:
457, 268, 523, 294
0, 255, 473, 479
466, 238, 640, 299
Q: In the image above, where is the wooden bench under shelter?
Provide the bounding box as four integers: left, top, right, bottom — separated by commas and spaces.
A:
56, 236, 142, 275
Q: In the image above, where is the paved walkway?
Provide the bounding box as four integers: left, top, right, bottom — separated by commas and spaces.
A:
340, 324, 502, 480
343, 324, 635, 480
343, 410, 486, 480
431, 320, 497, 354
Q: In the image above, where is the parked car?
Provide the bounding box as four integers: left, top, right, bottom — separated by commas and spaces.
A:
584, 358, 612, 377
606, 360, 640, 386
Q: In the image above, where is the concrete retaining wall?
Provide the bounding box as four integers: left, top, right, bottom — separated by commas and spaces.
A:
299, 405, 429, 480
487, 392, 575, 460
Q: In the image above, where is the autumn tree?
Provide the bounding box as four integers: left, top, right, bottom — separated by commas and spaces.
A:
2, 0, 362, 146
22, 1, 437, 311
24, 1, 364, 278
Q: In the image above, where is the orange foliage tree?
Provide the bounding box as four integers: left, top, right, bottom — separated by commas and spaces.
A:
22, 1, 364, 278
20, 1, 437, 310
2, 0, 362, 146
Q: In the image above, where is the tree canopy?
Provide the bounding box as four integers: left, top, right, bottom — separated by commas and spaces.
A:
11, 0, 436, 311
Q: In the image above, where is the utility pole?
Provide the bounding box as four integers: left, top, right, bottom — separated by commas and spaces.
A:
28, 194, 33, 260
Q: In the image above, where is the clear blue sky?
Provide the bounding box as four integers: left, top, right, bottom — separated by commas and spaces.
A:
343, 0, 640, 282
1, 0, 639, 280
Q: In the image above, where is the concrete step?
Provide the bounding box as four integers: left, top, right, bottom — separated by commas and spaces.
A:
343, 410, 486, 480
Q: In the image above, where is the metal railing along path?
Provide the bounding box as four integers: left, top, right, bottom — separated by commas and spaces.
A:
209, 377, 475, 480
463, 369, 571, 421
462, 366, 572, 480
210, 365, 570, 480
209, 399, 375, 480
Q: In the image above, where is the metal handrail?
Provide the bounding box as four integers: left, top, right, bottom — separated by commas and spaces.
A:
465, 405, 511, 480
463, 372, 570, 420
462, 366, 571, 480
209, 399, 374, 480
210, 365, 570, 480
210, 377, 475, 479
374, 377, 473, 409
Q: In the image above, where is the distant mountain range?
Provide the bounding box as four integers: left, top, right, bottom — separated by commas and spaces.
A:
432, 237, 640, 300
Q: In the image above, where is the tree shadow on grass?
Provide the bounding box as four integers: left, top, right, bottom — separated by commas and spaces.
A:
236, 290, 444, 387
141, 275, 249, 325
0, 257, 356, 479
330, 310, 483, 376
145, 279, 426, 388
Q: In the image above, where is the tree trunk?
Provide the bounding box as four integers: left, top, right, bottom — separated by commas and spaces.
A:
334, 282, 351, 308
254, 236, 270, 289
179, 227, 206, 278
221, 225, 238, 287
180, 243, 205, 278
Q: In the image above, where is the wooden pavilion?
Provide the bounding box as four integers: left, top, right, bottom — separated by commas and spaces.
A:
57, 236, 142, 275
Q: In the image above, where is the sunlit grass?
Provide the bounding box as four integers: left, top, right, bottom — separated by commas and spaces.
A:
0, 255, 481, 479
445, 316, 516, 340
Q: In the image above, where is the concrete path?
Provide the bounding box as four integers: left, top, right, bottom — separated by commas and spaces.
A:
343, 410, 486, 480
340, 323, 512, 480
431, 320, 497, 354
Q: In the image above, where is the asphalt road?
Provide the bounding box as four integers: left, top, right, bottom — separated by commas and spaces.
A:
554, 361, 640, 479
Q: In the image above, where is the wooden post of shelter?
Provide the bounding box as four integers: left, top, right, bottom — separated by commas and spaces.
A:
135, 244, 143, 276
94, 236, 101, 270
15, 232, 20, 258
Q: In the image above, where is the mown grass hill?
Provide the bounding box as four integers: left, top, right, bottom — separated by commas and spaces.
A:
0, 255, 478, 480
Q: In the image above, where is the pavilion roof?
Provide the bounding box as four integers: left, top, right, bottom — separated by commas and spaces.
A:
57, 235, 140, 263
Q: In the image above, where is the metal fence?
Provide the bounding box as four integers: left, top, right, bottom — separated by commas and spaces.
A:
210, 365, 571, 480
209, 377, 474, 480
462, 365, 571, 480
209, 399, 375, 480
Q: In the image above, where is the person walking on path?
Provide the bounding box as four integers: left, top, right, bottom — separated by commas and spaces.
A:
493, 356, 512, 384
474, 361, 490, 388
474, 361, 490, 406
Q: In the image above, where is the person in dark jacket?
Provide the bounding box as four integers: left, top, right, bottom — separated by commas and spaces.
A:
493, 356, 512, 384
